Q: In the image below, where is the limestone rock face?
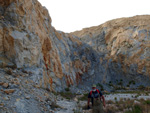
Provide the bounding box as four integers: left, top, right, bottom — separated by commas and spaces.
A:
0, 0, 53, 89
0, 0, 97, 91
1, 0, 150, 112
71, 15, 150, 86
0, 0, 150, 93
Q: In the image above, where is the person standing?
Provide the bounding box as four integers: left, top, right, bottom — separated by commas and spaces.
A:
87, 84, 105, 113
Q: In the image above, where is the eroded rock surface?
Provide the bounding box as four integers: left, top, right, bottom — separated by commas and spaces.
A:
71, 15, 150, 87
0, 0, 150, 112
0, 0, 96, 92
0, 0, 150, 92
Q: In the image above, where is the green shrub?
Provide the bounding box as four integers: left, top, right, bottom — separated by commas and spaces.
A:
65, 87, 70, 91
134, 95, 139, 98
127, 84, 130, 87
133, 104, 142, 113
144, 92, 149, 96
138, 85, 145, 90
144, 100, 150, 105
125, 104, 142, 113
129, 80, 136, 85
114, 97, 117, 101
109, 83, 113, 87
51, 102, 62, 109
59, 92, 75, 100
78, 93, 88, 101
97, 83, 104, 91
117, 81, 123, 86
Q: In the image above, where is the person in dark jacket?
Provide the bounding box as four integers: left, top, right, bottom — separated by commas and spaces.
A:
87, 84, 105, 113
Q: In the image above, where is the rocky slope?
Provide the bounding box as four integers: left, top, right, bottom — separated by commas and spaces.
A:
0, 0, 150, 112
71, 15, 150, 87
0, 0, 150, 91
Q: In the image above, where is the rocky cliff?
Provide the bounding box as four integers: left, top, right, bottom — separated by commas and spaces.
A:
0, 0, 150, 112
0, 0, 150, 92
0, 0, 92, 92
0, 0, 92, 112
71, 15, 150, 87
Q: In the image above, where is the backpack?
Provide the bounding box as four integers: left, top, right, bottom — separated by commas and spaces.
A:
90, 89, 100, 96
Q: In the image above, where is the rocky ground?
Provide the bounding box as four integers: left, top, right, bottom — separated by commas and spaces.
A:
0, 67, 150, 113
0, 67, 88, 113
0, 68, 56, 113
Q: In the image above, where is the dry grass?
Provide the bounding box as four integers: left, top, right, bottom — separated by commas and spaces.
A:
104, 99, 150, 113
107, 100, 114, 104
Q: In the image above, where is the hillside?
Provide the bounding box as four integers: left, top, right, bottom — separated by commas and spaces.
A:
71, 15, 150, 85
0, 0, 150, 112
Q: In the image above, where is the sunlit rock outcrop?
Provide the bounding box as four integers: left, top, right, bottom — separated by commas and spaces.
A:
0, 0, 98, 92
71, 15, 150, 86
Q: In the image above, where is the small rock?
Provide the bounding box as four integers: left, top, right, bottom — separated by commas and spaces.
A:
12, 73, 19, 77
18, 91, 22, 95
9, 84, 18, 89
5, 69, 13, 75
5, 76, 10, 80
16, 98, 20, 102
4, 89, 15, 94
28, 71, 32, 75
35, 85, 40, 88
44, 93, 49, 97
74, 97, 78, 102
20, 74, 25, 77
83, 109, 92, 113
13, 70, 17, 73
25, 80, 29, 84
3, 96, 10, 100
21, 97, 24, 99
25, 95, 31, 99
2, 83, 9, 88
134, 100, 140, 104
12, 106, 16, 108
56, 108, 61, 111
22, 69, 28, 74
0, 82, 4, 85
11, 78, 20, 85
0, 103, 4, 107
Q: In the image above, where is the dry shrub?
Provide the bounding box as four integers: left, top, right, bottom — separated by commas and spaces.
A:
104, 105, 117, 113
106, 100, 114, 104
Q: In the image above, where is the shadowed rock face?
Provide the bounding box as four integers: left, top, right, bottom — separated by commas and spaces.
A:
71, 15, 150, 87
0, 0, 150, 93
